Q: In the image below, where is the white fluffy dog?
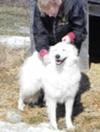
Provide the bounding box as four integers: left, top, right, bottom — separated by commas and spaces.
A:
18, 42, 81, 130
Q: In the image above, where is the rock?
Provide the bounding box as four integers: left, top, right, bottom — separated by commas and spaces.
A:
0, 121, 65, 132
28, 122, 64, 132
6, 110, 22, 123
0, 121, 29, 132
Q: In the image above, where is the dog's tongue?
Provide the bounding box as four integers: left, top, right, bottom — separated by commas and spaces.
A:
56, 58, 67, 65
56, 60, 62, 65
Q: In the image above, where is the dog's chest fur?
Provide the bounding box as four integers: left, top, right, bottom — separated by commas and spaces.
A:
42, 63, 81, 102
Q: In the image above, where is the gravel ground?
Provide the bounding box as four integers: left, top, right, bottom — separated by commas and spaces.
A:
0, 44, 100, 132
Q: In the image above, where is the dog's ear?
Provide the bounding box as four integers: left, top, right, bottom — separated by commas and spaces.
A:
68, 45, 79, 65
48, 46, 55, 60
68, 53, 79, 66
49, 45, 56, 54
71, 45, 78, 56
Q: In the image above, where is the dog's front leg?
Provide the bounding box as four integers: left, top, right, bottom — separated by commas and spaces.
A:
18, 94, 25, 111
65, 98, 75, 130
46, 99, 57, 129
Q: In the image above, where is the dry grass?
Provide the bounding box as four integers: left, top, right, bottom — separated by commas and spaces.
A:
0, 44, 100, 131
0, 5, 29, 36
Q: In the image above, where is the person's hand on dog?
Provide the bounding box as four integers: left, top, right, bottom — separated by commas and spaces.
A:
39, 49, 50, 65
62, 32, 75, 43
43, 54, 50, 65
62, 35, 71, 43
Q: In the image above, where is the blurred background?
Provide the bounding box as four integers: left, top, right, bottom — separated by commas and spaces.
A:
0, 0, 100, 131
0, 0, 29, 36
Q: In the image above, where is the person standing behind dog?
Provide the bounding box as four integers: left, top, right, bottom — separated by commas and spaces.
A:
31, 0, 87, 65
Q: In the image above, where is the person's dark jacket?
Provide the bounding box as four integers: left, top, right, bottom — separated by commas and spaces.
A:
33, 0, 87, 52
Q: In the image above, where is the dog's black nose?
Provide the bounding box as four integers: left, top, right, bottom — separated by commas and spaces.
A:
55, 54, 60, 59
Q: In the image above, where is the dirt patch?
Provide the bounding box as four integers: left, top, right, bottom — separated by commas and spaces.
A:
0, 45, 100, 131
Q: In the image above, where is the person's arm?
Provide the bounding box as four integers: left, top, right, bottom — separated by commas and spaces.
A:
69, 0, 87, 48
33, 3, 49, 56
63, 0, 87, 49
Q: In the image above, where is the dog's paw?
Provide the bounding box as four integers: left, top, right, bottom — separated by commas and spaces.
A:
49, 123, 58, 130
67, 124, 75, 130
18, 103, 25, 111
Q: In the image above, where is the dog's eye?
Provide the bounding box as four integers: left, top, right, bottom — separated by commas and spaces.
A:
62, 49, 66, 51
54, 49, 57, 52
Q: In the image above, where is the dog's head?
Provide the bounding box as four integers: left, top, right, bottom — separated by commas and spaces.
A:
50, 42, 78, 66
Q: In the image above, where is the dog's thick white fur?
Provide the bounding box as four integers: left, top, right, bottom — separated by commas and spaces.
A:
18, 42, 81, 130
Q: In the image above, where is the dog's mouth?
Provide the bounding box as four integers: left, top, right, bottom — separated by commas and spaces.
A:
56, 57, 67, 65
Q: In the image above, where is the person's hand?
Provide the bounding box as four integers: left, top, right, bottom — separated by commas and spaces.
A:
62, 35, 71, 43
39, 49, 50, 65
42, 54, 50, 65
62, 32, 75, 43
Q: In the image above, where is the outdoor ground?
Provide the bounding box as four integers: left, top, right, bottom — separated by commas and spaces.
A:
0, 5, 100, 132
